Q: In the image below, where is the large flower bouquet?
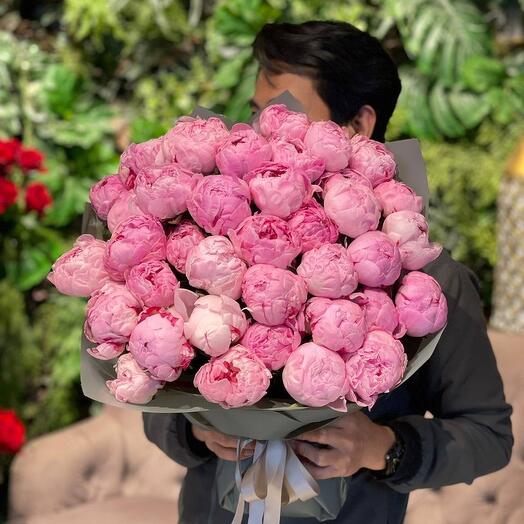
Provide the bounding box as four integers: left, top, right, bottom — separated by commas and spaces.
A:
48, 96, 447, 522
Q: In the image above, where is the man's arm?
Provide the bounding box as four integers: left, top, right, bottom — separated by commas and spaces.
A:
382, 253, 513, 492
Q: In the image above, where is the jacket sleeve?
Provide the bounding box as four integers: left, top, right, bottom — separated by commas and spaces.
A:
143, 413, 214, 469
382, 254, 514, 492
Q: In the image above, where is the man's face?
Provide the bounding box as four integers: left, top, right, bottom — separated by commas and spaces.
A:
252, 69, 332, 122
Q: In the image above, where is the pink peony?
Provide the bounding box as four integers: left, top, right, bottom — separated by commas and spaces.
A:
215, 125, 272, 179
351, 287, 405, 338
104, 215, 166, 281
166, 220, 205, 273
187, 174, 251, 235
283, 342, 348, 407
305, 297, 366, 354
297, 243, 357, 298
86, 341, 125, 361
374, 180, 423, 216
347, 231, 402, 287
118, 138, 164, 190
258, 104, 310, 141
185, 235, 246, 300
106, 191, 148, 234
382, 211, 442, 270
89, 175, 125, 220
84, 282, 140, 345
245, 162, 312, 219
128, 307, 194, 381
319, 168, 373, 190
125, 260, 179, 307
241, 322, 301, 371
395, 271, 448, 337
323, 174, 381, 238
160, 117, 229, 174
134, 164, 197, 220
287, 199, 339, 253
242, 264, 308, 326
270, 137, 325, 183
194, 346, 271, 408
47, 234, 110, 297
106, 353, 164, 404
345, 330, 407, 409
229, 214, 300, 269
184, 295, 248, 357
348, 135, 396, 188
304, 121, 352, 172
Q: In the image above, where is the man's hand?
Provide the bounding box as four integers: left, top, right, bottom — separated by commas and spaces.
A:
291, 411, 396, 480
191, 425, 254, 462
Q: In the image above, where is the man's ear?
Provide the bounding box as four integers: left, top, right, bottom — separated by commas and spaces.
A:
346, 105, 376, 138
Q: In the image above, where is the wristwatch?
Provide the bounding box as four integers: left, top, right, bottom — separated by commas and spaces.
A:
372, 427, 406, 479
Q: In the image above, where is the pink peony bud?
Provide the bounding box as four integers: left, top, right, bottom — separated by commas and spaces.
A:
134, 164, 197, 220
106, 190, 148, 234
229, 214, 300, 269
128, 307, 194, 381
106, 353, 164, 404
187, 174, 251, 235
395, 271, 447, 337
304, 121, 352, 172
297, 243, 357, 298
283, 342, 348, 407
323, 174, 381, 238
348, 135, 396, 188
215, 125, 272, 179
87, 341, 125, 361
48, 234, 111, 297
305, 297, 366, 354
125, 260, 179, 307
84, 282, 140, 345
258, 104, 310, 141
194, 345, 271, 408
242, 264, 308, 326
245, 162, 313, 219
185, 235, 246, 300
382, 211, 442, 270
166, 220, 205, 273
351, 287, 405, 338
270, 137, 325, 183
160, 117, 229, 174
89, 175, 126, 220
374, 180, 423, 216
347, 231, 402, 287
184, 295, 248, 357
104, 215, 167, 281
241, 322, 301, 371
346, 330, 407, 408
118, 138, 164, 190
287, 199, 339, 253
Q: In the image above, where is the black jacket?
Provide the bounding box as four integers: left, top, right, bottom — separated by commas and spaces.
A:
143, 251, 513, 524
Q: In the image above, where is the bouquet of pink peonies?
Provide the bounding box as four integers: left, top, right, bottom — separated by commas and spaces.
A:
48, 94, 447, 523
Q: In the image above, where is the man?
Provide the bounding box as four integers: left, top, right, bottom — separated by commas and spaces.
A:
143, 21, 513, 524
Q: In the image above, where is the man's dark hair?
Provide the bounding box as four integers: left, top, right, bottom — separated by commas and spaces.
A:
253, 21, 401, 142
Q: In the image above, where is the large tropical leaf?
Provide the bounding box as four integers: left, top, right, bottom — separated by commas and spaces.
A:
382, 0, 491, 85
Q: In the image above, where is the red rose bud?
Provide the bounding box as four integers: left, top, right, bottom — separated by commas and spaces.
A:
0, 138, 21, 169
0, 408, 26, 454
25, 182, 52, 214
0, 177, 18, 213
17, 147, 46, 172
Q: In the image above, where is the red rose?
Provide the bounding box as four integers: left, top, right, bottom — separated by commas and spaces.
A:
25, 182, 53, 214
0, 139, 21, 171
17, 147, 45, 172
0, 409, 25, 454
0, 177, 18, 214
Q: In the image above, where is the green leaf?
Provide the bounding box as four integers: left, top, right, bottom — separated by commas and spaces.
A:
213, 49, 251, 89
460, 55, 506, 93
448, 89, 490, 129
42, 64, 80, 118
429, 83, 466, 137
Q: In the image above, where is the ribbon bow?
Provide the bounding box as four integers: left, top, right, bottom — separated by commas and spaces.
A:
231, 439, 320, 524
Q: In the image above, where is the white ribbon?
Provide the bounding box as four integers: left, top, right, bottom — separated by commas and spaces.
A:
231, 439, 319, 524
